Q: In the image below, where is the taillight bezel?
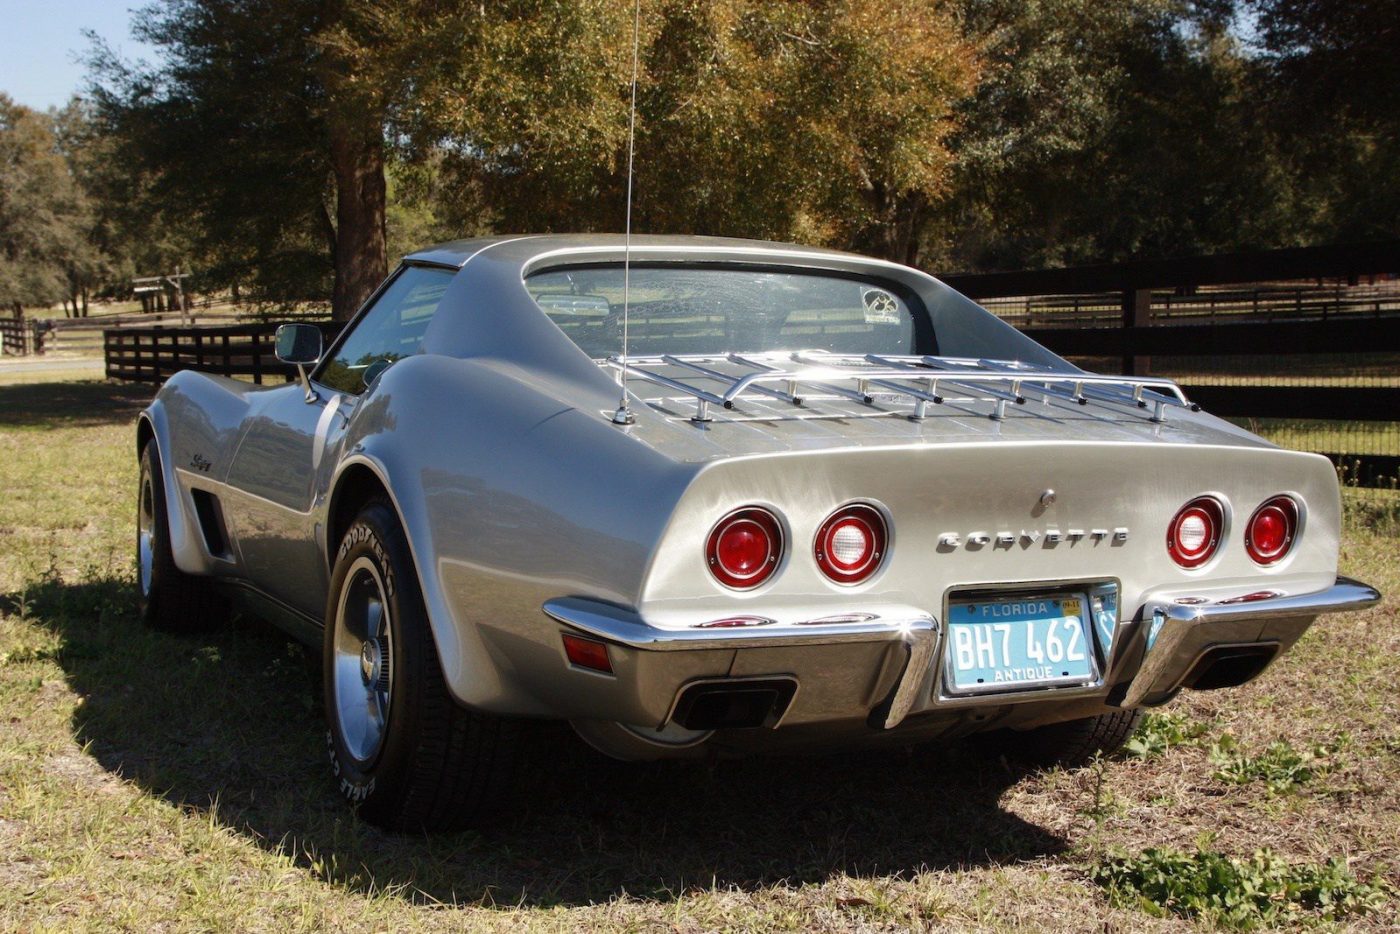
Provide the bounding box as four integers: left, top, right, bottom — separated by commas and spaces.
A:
1245, 495, 1300, 566
1167, 495, 1226, 569
814, 503, 890, 586
705, 506, 785, 590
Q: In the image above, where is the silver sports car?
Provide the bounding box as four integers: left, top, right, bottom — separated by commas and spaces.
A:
135, 235, 1379, 830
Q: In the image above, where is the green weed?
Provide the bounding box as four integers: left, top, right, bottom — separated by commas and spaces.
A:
1092, 844, 1390, 929
1120, 710, 1210, 760
1209, 735, 1338, 794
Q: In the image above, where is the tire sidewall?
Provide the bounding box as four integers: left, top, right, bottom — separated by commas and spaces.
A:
137, 444, 166, 623
323, 500, 429, 817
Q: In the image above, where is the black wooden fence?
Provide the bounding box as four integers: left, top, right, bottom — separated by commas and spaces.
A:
1, 318, 48, 356
943, 240, 1400, 487
99, 240, 1399, 486
104, 322, 341, 384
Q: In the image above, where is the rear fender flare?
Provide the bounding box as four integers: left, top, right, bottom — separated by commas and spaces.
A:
328, 451, 507, 710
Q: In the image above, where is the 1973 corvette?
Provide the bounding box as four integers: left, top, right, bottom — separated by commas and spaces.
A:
134, 235, 1379, 829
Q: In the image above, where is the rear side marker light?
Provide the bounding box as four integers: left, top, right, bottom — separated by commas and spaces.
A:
1217, 590, 1285, 605
693, 616, 776, 629
815, 503, 889, 585
1167, 496, 1224, 569
706, 507, 784, 590
562, 634, 612, 673
1245, 496, 1299, 565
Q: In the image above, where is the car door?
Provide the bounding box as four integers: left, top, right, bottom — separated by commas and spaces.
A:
224, 264, 455, 617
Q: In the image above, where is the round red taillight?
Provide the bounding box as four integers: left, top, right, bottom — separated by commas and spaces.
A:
1167, 496, 1224, 569
706, 508, 783, 589
1245, 496, 1298, 565
814, 504, 888, 585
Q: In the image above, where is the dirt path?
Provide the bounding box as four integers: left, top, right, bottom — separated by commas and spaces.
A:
0, 356, 105, 377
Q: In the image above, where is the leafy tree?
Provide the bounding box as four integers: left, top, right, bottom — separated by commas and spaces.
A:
0, 96, 99, 317
89, 1, 345, 314
790, 0, 980, 264
89, 0, 633, 320
77, 0, 1394, 300
477, 1, 980, 267
1252, 0, 1398, 130
1249, 0, 1400, 242
50, 97, 173, 315
929, 0, 1308, 271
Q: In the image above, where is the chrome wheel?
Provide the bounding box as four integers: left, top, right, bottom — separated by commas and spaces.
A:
332, 557, 394, 763
137, 467, 156, 598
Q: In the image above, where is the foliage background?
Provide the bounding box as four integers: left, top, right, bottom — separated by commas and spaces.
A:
0, 0, 1394, 318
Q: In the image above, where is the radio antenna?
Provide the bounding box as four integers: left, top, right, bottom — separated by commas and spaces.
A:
612, 0, 642, 426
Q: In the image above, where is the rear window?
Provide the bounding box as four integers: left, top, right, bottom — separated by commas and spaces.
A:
526, 265, 922, 359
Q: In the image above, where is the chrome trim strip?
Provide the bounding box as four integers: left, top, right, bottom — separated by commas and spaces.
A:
543, 597, 936, 651
455, 234, 543, 270
1151, 575, 1379, 625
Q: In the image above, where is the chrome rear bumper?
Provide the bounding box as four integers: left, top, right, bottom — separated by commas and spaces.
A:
542, 575, 1379, 736
542, 598, 938, 729
1120, 576, 1381, 707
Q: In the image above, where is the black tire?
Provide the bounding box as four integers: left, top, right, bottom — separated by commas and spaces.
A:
322, 499, 522, 831
1004, 709, 1145, 768
137, 442, 228, 631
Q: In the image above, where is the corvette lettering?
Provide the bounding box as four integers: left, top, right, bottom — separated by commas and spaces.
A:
938, 527, 1129, 549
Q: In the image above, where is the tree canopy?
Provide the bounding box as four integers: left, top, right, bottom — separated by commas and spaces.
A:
0, 0, 1392, 318
0, 96, 100, 315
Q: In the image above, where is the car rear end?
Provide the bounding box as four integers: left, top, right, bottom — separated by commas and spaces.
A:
471, 239, 1379, 758
542, 437, 1378, 758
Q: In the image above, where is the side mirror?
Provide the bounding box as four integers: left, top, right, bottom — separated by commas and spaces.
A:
274, 323, 323, 365
274, 323, 323, 403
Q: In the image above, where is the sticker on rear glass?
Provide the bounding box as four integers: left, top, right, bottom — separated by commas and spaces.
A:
862, 289, 900, 325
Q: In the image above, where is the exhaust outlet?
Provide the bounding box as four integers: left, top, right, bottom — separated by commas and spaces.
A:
669, 677, 797, 730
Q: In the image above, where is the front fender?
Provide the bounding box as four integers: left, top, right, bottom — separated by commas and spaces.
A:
139, 370, 262, 577
137, 398, 208, 576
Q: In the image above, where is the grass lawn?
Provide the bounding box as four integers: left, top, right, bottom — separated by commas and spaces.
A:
0, 375, 1395, 931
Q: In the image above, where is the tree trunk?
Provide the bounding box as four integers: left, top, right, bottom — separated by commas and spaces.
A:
852, 183, 929, 269
329, 120, 388, 322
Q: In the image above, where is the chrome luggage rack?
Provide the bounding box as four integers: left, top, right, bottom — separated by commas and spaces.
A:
604, 351, 1198, 424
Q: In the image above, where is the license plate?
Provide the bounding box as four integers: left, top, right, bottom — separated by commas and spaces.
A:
944, 593, 1099, 695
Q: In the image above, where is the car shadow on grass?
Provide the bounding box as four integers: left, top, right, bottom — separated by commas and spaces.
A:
0, 379, 151, 429
19, 575, 1069, 908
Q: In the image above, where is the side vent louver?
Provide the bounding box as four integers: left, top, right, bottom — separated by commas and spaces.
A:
190, 489, 231, 559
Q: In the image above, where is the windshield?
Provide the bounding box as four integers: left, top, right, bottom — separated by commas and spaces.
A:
525, 265, 923, 359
